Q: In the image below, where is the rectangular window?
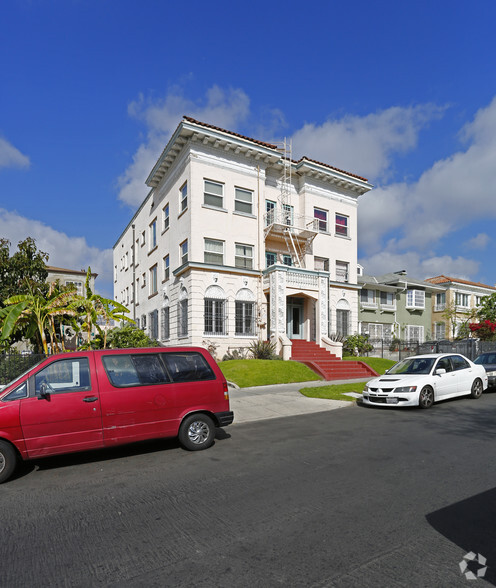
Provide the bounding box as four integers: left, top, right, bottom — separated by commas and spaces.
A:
380, 291, 395, 307
335, 214, 349, 237
204, 239, 224, 265
435, 322, 446, 339
235, 188, 253, 214
265, 200, 276, 226
360, 289, 376, 305
204, 180, 223, 208
235, 243, 253, 269
141, 231, 146, 246
266, 251, 277, 267
336, 309, 350, 336
405, 325, 424, 343
282, 254, 292, 267
149, 309, 158, 340
163, 255, 170, 281
65, 281, 83, 295
149, 265, 158, 296
314, 257, 329, 271
180, 182, 188, 212
141, 314, 147, 330
149, 219, 157, 249
204, 299, 227, 335
455, 292, 469, 307
235, 301, 255, 335
406, 289, 425, 309
161, 307, 170, 340
283, 204, 293, 226
314, 208, 328, 232
163, 204, 170, 231
435, 292, 446, 311
336, 261, 349, 282
180, 240, 188, 266
178, 299, 188, 337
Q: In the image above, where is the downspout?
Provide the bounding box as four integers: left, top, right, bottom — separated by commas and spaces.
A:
132, 224, 136, 321
257, 165, 264, 340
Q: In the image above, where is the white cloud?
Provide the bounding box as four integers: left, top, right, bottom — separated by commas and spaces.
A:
358, 96, 496, 276
291, 104, 445, 180
0, 137, 30, 169
118, 85, 251, 207
464, 233, 490, 250
0, 209, 114, 298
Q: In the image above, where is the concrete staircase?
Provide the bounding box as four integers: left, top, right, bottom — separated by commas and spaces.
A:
290, 339, 378, 381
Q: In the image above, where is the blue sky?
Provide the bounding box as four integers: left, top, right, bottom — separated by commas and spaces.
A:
1, 0, 496, 297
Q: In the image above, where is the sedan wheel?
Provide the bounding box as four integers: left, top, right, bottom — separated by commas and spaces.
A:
419, 386, 434, 409
470, 378, 483, 399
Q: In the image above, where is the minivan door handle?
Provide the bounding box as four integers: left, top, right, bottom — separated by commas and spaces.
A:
83, 396, 99, 403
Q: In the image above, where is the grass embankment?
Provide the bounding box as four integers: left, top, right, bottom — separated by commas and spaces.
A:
218, 359, 321, 389
301, 356, 396, 402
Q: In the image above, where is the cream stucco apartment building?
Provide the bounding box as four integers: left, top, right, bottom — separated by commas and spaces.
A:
113, 117, 372, 358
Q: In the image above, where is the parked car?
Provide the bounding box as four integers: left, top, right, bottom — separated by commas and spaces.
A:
473, 352, 496, 388
362, 353, 488, 409
0, 347, 233, 483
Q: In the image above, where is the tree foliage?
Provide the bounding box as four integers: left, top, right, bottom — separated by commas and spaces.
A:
476, 293, 496, 323
104, 324, 159, 348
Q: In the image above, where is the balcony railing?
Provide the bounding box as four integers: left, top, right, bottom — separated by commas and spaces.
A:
264, 211, 319, 233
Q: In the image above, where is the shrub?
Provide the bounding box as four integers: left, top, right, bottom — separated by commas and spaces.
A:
343, 334, 373, 356
248, 339, 277, 359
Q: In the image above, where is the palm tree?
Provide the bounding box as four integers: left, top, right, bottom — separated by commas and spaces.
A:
1, 281, 77, 355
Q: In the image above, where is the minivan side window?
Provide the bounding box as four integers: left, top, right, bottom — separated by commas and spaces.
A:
102, 354, 170, 387
34, 358, 91, 395
162, 352, 215, 383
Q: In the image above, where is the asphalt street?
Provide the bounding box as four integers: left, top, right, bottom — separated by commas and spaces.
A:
1, 389, 496, 587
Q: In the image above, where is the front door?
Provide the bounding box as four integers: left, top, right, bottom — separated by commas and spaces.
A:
287, 298, 304, 339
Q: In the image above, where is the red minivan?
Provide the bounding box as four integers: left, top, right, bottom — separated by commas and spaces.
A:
0, 347, 233, 483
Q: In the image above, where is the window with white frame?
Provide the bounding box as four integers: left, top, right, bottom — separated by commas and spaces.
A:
163, 255, 169, 281
65, 281, 83, 295
204, 180, 223, 208
149, 219, 157, 250
235, 243, 253, 269
475, 296, 483, 306
335, 214, 349, 237
314, 257, 329, 271
405, 325, 424, 343
180, 182, 188, 212
435, 292, 446, 311
235, 288, 255, 336
235, 188, 253, 214
336, 309, 350, 336
360, 289, 376, 306
163, 204, 169, 231
435, 322, 446, 339
161, 305, 170, 340
336, 261, 349, 283
455, 292, 470, 307
149, 265, 158, 296
149, 309, 158, 340
380, 291, 395, 308
314, 208, 328, 232
406, 289, 425, 309
204, 239, 224, 265
283, 204, 293, 226
265, 200, 276, 226
204, 285, 227, 336
266, 251, 277, 267
180, 240, 188, 266
178, 288, 188, 337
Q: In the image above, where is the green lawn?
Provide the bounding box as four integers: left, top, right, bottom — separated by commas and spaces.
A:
218, 359, 321, 388
300, 381, 367, 402
343, 356, 395, 374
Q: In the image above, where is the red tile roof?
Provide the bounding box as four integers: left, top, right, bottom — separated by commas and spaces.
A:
426, 275, 496, 290
183, 116, 368, 182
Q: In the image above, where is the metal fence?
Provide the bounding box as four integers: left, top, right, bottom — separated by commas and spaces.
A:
363, 339, 496, 363
0, 353, 46, 385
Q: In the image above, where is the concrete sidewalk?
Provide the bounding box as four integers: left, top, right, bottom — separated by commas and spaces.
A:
228, 378, 368, 424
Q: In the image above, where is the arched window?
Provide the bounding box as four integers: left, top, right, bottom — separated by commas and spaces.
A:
178, 288, 188, 337
204, 285, 227, 335
235, 288, 255, 336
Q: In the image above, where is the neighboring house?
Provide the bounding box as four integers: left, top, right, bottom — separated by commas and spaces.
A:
46, 266, 97, 296
425, 275, 496, 340
113, 117, 372, 357
358, 270, 444, 343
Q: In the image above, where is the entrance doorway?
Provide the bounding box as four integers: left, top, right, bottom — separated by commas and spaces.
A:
287, 297, 304, 339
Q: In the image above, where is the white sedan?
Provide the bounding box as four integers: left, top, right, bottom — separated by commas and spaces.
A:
362, 353, 488, 409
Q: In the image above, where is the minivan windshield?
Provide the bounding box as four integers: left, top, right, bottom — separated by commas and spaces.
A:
387, 357, 435, 375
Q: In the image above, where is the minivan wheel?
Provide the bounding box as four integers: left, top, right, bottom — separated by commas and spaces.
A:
0, 440, 17, 484
179, 414, 215, 451
471, 378, 483, 399
419, 386, 434, 409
